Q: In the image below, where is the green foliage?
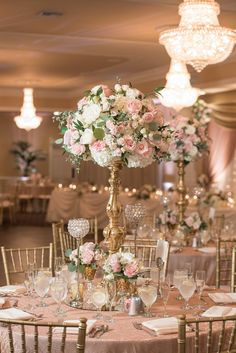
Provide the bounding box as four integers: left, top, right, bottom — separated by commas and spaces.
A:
93, 128, 105, 140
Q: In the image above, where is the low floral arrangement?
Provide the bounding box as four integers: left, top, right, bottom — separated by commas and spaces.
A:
180, 212, 207, 234
157, 209, 177, 228
53, 83, 172, 170
168, 114, 210, 163
66, 242, 103, 273
203, 190, 230, 207
103, 251, 140, 281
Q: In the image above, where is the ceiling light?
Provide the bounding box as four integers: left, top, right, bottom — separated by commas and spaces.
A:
14, 88, 42, 131
158, 59, 203, 111
159, 0, 236, 72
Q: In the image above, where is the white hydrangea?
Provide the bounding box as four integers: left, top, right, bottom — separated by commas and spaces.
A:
127, 154, 153, 168
120, 252, 134, 265
80, 128, 94, 144
90, 148, 115, 167
81, 104, 101, 125
185, 125, 196, 135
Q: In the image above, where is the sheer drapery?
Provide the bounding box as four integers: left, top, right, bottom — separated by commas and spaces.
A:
209, 102, 236, 128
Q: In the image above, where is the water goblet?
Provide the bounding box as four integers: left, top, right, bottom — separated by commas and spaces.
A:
173, 269, 188, 300
34, 273, 51, 307
51, 278, 68, 317
91, 285, 108, 320
195, 270, 206, 309
138, 284, 157, 317
179, 277, 196, 311
104, 280, 117, 323
54, 257, 63, 277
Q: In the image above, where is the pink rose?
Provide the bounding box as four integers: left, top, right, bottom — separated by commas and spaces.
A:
118, 135, 136, 151
81, 249, 94, 265
83, 242, 96, 252
142, 112, 154, 123
152, 109, 164, 125
117, 123, 126, 134
63, 129, 73, 146
185, 217, 194, 227
101, 85, 112, 97
136, 140, 150, 156
106, 120, 117, 135
109, 254, 121, 273
91, 140, 106, 152
127, 99, 142, 114
124, 261, 139, 278
184, 141, 193, 153
70, 143, 86, 155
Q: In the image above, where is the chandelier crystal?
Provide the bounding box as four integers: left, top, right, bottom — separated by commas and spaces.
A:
159, 60, 203, 111
14, 88, 42, 131
159, 0, 236, 72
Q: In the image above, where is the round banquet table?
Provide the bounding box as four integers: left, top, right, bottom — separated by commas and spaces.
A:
0, 288, 232, 353
168, 247, 216, 285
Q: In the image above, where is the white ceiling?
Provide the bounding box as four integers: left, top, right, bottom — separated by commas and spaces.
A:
0, 0, 235, 111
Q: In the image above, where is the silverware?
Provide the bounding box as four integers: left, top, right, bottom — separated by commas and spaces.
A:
132, 322, 156, 336
88, 325, 104, 338
96, 324, 109, 338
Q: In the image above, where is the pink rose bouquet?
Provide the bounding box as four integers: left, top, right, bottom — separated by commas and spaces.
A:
103, 251, 140, 281
66, 242, 103, 273
53, 83, 172, 171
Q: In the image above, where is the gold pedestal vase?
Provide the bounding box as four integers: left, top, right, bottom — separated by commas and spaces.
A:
103, 160, 125, 253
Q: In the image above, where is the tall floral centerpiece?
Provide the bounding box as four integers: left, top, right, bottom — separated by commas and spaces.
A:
54, 83, 172, 253
168, 102, 210, 224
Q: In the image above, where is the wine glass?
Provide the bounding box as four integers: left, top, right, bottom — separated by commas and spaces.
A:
91, 285, 108, 320
185, 263, 193, 278
138, 284, 157, 317
104, 281, 117, 323
179, 277, 196, 311
54, 257, 63, 277
34, 273, 51, 307
173, 270, 188, 300
160, 277, 171, 317
195, 270, 206, 309
51, 278, 68, 316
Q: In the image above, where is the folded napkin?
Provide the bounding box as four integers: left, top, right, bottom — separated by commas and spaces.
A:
0, 285, 26, 295
0, 298, 11, 309
202, 306, 236, 318
197, 247, 216, 254
0, 308, 33, 320
142, 317, 179, 335
53, 319, 96, 334
208, 293, 236, 304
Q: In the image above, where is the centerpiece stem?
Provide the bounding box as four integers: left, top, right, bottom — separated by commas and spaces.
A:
103, 160, 125, 254
176, 160, 186, 223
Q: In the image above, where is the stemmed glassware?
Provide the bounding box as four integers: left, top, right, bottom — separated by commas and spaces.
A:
160, 276, 171, 317
179, 277, 196, 311
104, 280, 117, 322
138, 284, 157, 317
91, 285, 108, 320
195, 270, 206, 309
54, 257, 63, 277
34, 273, 51, 307
173, 269, 188, 300
51, 278, 68, 317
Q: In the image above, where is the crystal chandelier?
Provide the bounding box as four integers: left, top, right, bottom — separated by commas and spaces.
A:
159, 60, 203, 111
159, 0, 236, 72
14, 88, 42, 131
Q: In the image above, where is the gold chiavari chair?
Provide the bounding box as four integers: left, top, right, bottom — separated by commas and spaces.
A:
178, 314, 236, 353
1, 244, 53, 285
52, 220, 64, 258
0, 317, 87, 353
231, 246, 236, 293
59, 230, 78, 263
216, 237, 236, 289
122, 240, 170, 276
88, 216, 98, 244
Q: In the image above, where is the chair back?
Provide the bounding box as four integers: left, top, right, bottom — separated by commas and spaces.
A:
216, 237, 236, 288
52, 221, 64, 258
231, 246, 236, 292
178, 314, 236, 353
1, 244, 53, 285
88, 217, 98, 244
59, 230, 78, 262
0, 318, 87, 353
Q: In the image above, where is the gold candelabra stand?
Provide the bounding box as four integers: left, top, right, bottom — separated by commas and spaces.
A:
103, 160, 125, 253
176, 160, 187, 223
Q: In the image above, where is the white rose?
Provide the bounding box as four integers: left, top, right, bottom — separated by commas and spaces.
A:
122, 84, 129, 91
189, 146, 198, 157
91, 85, 102, 95
114, 84, 122, 93
80, 128, 95, 145
185, 125, 196, 135
126, 88, 140, 98
101, 97, 110, 111
82, 104, 101, 125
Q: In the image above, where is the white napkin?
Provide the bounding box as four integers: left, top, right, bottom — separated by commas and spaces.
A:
0, 285, 26, 295
53, 319, 96, 334
208, 293, 236, 304
197, 247, 216, 254
0, 308, 33, 320
142, 317, 178, 335
202, 306, 236, 317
